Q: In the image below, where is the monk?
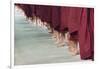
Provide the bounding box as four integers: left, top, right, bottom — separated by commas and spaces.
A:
79, 8, 94, 60
15, 4, 94, 60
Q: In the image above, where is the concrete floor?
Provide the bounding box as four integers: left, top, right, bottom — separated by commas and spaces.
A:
14, 7, 81, 65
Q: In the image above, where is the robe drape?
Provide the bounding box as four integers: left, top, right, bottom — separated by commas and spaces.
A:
67, 7, 82, 33
79, 8, 94, 60
51, 6, 61, 31
15, 4, 94, 60
60, 7, 69, 32
15, 4, 33, 18
40, 5, 52, 23
29, 5, 36, 19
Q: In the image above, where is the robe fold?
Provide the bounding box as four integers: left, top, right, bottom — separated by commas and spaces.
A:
40, 6, 52, 23
15, 4, 33, 18
67, 7, 82, 33
30, 5, 35, 19
79, 8, 94, 60
35, 5, 42, 18
60, 7, 69, 32
15, 4, 94, 60
51, 6, 61, 31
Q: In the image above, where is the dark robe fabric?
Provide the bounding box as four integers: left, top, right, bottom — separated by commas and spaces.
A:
79, 8, 94, 60
35, 5, 51, 23
60, 7, 82, 40
35, 5, 45, 21
15, 4, 33, 18
60, 7, 94, 60
41, 6, 52, 23
51, 6, 61, 31
67, 7, 82, 33
29, 5, 36, 19
23, 5, 32, 18
60, 7, 70, 32
15, 4, 94, 60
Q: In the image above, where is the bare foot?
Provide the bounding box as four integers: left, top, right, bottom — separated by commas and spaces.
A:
67, 40, 79, 56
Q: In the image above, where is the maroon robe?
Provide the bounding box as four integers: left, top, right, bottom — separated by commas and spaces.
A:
51, 6, 61, 31
79, 8, 94, 60
41, 6, 52, 23
68, 7, 82, 33
60, 6, 94, 60
60, 7, 70, 32
15, 4, 94, 60
15, 4, 33, 18
35, 5, 45, 21
29, 5, 36, 19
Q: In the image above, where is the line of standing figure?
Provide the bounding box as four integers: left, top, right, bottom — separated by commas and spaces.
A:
15, 3, 94, 60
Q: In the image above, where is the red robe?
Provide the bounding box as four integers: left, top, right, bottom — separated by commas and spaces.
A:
15, 4, 94, 60
67, 7, 82, 33
60, 7, 69, 32
60, 7, 94, 60
30, 5, 36, 18
79, 8, 94, 60
51, 6, 61, 31
40, 5, 52, 23
15, 4, 33, 18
